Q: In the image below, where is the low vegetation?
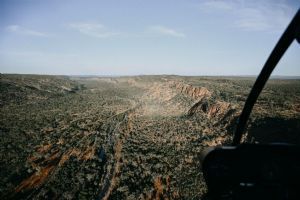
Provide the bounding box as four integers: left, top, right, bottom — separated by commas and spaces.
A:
1, 74, 299, 199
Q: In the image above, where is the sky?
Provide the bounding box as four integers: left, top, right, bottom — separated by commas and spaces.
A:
0, 0, 299, 76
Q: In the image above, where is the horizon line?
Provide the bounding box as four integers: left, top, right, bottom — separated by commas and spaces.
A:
2, 72, 300, 79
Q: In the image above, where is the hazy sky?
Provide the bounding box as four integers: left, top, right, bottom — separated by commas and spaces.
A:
0, 0, 299, 75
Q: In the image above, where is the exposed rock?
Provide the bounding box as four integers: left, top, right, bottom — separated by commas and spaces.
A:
169, 81, 212, 100
188, 99, 235, 119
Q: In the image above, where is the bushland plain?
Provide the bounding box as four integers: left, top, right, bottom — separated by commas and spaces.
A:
1, 74, 299, 199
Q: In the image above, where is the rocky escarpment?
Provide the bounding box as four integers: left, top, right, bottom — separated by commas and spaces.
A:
143, 81, 211, 103
184, 98, 237, 147
140, 81, 213, 117
188, 99, 234, 119
169, 81, 212, 100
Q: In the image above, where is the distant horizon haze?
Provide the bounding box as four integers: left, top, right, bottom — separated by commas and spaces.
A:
2, 73, 300, 80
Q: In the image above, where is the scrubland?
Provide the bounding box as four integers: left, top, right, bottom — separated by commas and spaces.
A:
1, 74, 299, 199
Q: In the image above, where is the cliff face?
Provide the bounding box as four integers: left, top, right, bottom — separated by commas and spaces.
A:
206, 101, 231, 118
140, 81, 213, 117
142, 81, 211, 103
168, 81, 234, 120
188, 99, 236, 120
169, 81, 212, 100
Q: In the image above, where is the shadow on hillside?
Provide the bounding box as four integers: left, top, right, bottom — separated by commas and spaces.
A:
246, 117, 300, 144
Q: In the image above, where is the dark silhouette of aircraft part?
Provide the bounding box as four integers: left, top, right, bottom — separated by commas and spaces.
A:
233, 9, 300, 146
201, 9, 300, 200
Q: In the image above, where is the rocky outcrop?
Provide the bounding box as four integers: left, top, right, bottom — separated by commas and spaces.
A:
169, 81, 211, 100
188, 99, 236, 120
